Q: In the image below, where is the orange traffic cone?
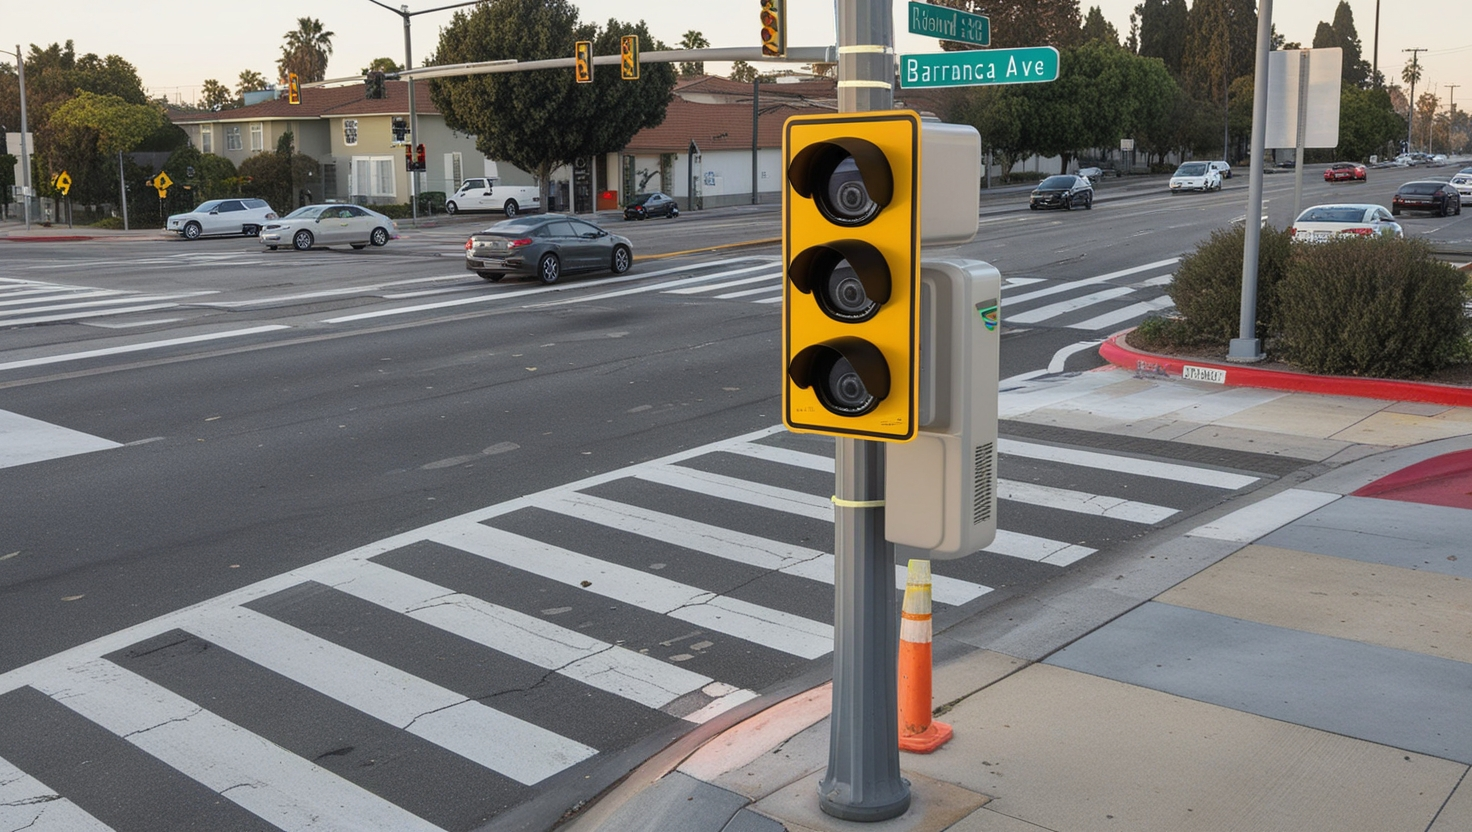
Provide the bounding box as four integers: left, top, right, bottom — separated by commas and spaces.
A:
898, 558, 952, 753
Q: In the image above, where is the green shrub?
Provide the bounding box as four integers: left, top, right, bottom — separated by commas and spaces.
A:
372, 202, 412, 219
417, 191, 446, 213
1274, 236, 1470, 377
90, 216, 123, 229
1168, 224, 1292, 342
1130, 315, 1216, 350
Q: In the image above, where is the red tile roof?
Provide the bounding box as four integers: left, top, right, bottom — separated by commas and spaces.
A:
170, 81, 437, 122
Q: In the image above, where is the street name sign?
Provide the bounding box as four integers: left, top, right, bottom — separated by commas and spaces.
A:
907, 2, 989, 47
899, 46, 1059, 89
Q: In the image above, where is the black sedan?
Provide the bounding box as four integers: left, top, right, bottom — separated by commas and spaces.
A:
1029, 175, 1094, 210
1392, 181, 1462, 217
623, 192, 680, 220
464, 214, 633, 284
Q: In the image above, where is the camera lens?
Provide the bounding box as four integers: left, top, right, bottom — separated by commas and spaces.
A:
818, 356, 877, 415
817, 157, 880, 227
816, 265, 878, 322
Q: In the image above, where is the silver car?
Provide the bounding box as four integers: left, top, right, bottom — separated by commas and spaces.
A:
166, 198, 278, 239
260, 204, 399, 251
464, 214, 632, 284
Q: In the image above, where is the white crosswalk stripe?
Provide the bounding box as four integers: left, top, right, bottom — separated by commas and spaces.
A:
0, 278, 217, 327
0, 420, 1264, 829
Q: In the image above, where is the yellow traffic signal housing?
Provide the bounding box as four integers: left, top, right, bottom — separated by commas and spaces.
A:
783, 110, 921, 442
575, 41, 593, 83
621, 35, 640, 80
760, 0, 786, 58
287, 72, 301, 105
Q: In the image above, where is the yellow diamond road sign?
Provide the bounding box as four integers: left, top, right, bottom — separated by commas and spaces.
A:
153, 171, 174, 192
55, 171, 72, 196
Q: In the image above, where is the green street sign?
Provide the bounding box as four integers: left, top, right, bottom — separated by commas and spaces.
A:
899, 46, 1060, 89
907, 2, 989, 47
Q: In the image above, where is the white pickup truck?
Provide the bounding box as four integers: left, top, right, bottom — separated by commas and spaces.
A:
445, 177, 541, 217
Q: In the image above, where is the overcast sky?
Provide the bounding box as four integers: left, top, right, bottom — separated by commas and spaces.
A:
8, 1, 1470, 112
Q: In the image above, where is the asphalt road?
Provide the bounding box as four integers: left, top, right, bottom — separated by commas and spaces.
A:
0, 160, 1468, 830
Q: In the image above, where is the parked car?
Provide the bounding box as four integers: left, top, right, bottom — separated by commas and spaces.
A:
1323, 162, 1367, 182
1391, 181, 1463, 216
1208, 160, 1233, 179
465, 214, 632, 284
1076, 166, 1103, 183
1029, 175, 1094, 210
1170, 162, 1222, 193
1450, 173, 1472, 201
444, 177, 541, 217
259, 204, 399, 251
166, 198, 277, 240
1288, 204, 1402, 242
623, 192, 680, 220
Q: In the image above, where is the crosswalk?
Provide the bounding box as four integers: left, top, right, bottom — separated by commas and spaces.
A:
0, 423, 1265, 831
0, 251, 1180, 333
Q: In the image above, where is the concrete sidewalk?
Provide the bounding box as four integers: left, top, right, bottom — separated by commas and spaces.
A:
566, 362, 1472, 832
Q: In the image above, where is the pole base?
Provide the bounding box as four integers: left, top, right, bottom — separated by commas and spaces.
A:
899, 720, 954, 754
818, 778, 912, 822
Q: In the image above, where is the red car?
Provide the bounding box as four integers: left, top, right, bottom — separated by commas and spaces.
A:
1323, 162, 1367, 182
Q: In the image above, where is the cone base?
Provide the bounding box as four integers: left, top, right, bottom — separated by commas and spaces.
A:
898, 720, 953, 753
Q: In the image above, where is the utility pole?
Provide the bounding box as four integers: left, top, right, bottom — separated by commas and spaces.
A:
1404, 47, 1426, 152
817, 0, 911, 823
365, 0, 481, 224
4, 45, 32, 230
1372, 0, 1380, 86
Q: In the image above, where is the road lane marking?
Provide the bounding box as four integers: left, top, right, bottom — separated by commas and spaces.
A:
0, 326, 291, 372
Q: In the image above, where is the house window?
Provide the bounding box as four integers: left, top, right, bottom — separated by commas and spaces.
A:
343, 119, 359, 146
323, 163, 337, 200
350, 156, 395, 198
225, 125, 242, 151
200, 125, 212, 153
250, 122, 264, 152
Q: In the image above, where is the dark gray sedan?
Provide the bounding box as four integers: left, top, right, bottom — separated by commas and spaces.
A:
464, 214, 633, 284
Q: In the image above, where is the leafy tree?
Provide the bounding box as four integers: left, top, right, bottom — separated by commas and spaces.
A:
43, 91, 167, 208
1181, 0, 1256, 158
931, 1, 1083, 51
237, 130, 320, 211
277, 17, 335, 83
1326, 1, 1370, 88
200, 79, 233, 110
164, 144, 239, 204
678, 30, 709, 77
729, 61, 759, 84
1135, 0, 1187, 75
946, 86, 1028, 181
1401, 56, 1422, 89
360, 57, 403, 76
1080, 6, 1119, 47
1334, 85, 1406, 161
427, 0, 677, 209
236, 70, 269, 103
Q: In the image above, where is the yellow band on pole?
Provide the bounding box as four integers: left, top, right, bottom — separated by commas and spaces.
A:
831, 496, 885, 508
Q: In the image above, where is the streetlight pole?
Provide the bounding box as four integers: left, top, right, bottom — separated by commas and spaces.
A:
364, 0, 480, 225
1404, 47, 1426, 152
3, 45, 32, 230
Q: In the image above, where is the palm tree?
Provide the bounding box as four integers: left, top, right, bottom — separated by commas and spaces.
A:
277, 17, 335, 83
235, 69, 269, 103
199, 79, 233, 111
678, 30, 709, 78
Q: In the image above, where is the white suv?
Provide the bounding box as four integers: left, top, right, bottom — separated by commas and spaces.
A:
167, 198, 278, 240
1208, 161, 1232, 179
1170, 162, 1222, 193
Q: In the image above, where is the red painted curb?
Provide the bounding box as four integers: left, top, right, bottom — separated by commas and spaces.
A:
1098, 330, 1472, 408
1351, 448, 1472, 510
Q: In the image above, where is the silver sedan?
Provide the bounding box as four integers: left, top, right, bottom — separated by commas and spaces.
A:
260, 204, 399, 251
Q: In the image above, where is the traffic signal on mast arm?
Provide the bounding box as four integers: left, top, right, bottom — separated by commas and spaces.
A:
287, 72, 301, 105
575, 40, 593, 83
415, 144, 426, 172
761, 0, 786, 58
621, 35, 640, 80
405, 143, 414, 171
782, 110, 920, 441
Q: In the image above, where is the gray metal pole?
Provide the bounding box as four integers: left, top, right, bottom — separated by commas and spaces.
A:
1229, 0, 1273, 362
818, 0, 910, 821
752, 77, 760, 206
404, 6, 420, 224
16, 45, 31, 230
118, 151, 130, 231
1291, 50, 1309, 224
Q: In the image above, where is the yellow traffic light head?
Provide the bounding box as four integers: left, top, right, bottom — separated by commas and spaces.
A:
783, 110, 921, 442
761, 0, 786, 58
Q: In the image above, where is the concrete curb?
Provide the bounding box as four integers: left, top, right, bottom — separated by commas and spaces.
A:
1098, 329, 1472, 408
